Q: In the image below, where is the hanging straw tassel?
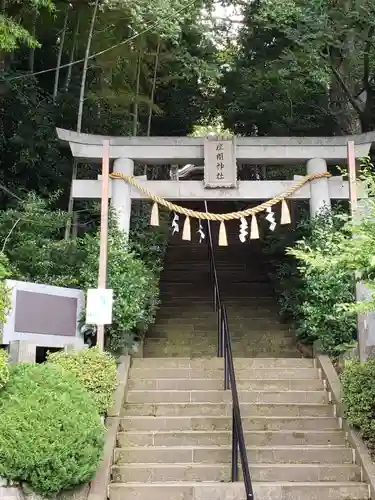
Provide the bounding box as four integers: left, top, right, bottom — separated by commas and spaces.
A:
250, 214, 259, 240
182, 216, 191, 241
150, 202, 159, 226
280, 199, 291, 225
218, 221, 228, 246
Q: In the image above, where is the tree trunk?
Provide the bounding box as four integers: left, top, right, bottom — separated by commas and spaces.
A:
64, 10, 81, 92
147, 38, 161, 136
53, 6, 69, 103
65, 0, 99, 240
133, 44, 142, 136
76, 0, 99, 134
28, 10, 37, 72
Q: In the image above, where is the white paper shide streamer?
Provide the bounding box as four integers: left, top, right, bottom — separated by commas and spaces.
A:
172, 213, 180, 234
239, 217, 248, 243
266, 207, 276, 231
198, 220, 205, 243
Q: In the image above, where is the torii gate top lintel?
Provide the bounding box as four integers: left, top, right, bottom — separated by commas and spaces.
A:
56, 128, 375, 165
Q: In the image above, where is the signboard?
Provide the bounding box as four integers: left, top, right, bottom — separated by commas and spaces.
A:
86, 288, 113, 325
204, 135, 237, 188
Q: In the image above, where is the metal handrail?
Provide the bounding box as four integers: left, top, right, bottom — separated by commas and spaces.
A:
204, 201, 254, 500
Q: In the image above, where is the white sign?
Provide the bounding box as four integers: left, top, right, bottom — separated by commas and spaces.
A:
204, 135, 237, 188
86, 288, 113, 325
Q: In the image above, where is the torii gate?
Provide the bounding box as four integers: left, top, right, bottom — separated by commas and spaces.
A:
57, 128, 375, 231
57, 128, 375, 359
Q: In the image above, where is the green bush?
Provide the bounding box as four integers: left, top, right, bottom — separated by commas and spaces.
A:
342, 358, 375, 452
0, 194, 86, 287
0, 363, 104, 495
47, 346, 117, 414
0, 349, 9, 389
265, 207, 357, 355
0, 252, 11, 326
79, 218, 160, 353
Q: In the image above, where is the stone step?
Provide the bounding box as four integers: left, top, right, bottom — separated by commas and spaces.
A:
128, 378, 324, 391
131, 358, 313, 369
112, 463, 360, 483
154, 311, 279, 319
126, 390, 327, 405
109, 481, 369, 500
114, 445, 353, 465
160, 291, 275, 299
145, 331, 296, 339
147, 343, 297, 352
161, 274, 269, 283
143, 349, 303, 359
143, 346, 218, 358
159, 302, 278, 310
117, 430, 345, 447
162, 268, 266, 276
129, 367, 320, 380
143, 343, 299, 354
120, 416, 340, 432
160, 297, 276, 304
143, 340, 298, 353
160, 283, 273, 291
122, 403, 333, 418
161, 299, 277, 307
149, 324, 292, 334
152, 316, 286, 326
146, 330, 295, 340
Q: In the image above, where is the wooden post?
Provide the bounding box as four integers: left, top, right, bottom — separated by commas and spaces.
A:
97, 140, 110, 351
347, 141, 358, 216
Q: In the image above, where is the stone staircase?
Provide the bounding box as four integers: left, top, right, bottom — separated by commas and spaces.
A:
144, 205, 300, 358
109, 357, 369, 500
109, 202, 369, 499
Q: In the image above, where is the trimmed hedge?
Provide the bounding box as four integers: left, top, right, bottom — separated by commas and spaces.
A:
342, 358, 375, 452
47, 346, 117, 414
0, 348, 9, 389
0, 363, 104, 495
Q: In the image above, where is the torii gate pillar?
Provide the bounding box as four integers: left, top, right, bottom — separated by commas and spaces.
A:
112, 158, 134, 235
306, 158, 331, 215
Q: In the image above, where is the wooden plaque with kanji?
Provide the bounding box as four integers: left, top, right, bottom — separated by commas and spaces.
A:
204, 135, 237, 188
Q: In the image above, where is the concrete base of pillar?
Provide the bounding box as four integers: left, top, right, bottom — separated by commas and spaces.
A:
8, 341, 37, 364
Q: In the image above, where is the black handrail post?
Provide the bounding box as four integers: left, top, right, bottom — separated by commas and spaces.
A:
223, 315, 229, 390
232, 409, 239, 482
218, 306, 223, 357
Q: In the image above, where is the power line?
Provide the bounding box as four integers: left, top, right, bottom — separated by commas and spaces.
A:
8, 1, 197, 82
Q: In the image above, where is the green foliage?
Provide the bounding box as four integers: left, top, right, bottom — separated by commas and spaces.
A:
47, 346, 117, 415
0, 193, 85, 286
129, 201, 169, 274
79, 217, 160, 353
0, 79, 72, 202
0, 349, 9, 389
0, 252, 11, 325
287, 209, 357, 353
264, 207, 356, 355
0, 363, 104, 495
218, 0, 335, 137
293, 165, 375, 317
0, 15, 39, 51
342, 358, 375, 452
0, 0, 55, 51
